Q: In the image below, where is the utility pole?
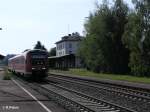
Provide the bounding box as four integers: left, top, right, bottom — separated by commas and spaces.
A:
67, 24, 70, 34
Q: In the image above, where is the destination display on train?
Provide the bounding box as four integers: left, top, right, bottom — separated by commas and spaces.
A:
32, 55, 46, 59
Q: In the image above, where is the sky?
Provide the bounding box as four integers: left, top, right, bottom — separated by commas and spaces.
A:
0, 0, 132, 55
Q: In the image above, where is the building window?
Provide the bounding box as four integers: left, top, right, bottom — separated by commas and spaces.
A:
69, 43, 72, 48
60, 44, 62, 49
69, 51, 72, 54
59, 52, 61, 56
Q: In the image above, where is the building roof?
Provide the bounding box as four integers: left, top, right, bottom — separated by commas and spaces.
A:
48, 54, 75, 59
55, 34, 83, 44
0, 54, 5, 59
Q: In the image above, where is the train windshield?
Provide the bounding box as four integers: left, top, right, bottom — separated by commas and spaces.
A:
31, 54, 47, 66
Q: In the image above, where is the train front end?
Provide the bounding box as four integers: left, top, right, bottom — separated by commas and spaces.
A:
26, 50, 49, 78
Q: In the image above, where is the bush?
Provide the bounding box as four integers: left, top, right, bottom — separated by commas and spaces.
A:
3, 69, 11, 80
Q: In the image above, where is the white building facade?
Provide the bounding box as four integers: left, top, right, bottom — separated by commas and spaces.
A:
56, 34, 82, 57
52, 33, 83, 68
56, 41, 80, 57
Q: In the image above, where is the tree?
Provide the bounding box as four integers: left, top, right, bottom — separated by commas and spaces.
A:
110, 0, 130, 73
79, 0, 130, 74
49, 47, 56, 56
79, 3, 113, 73
34, 41, 47, 51
123, 0, 150, 76
72, 32, 80, 37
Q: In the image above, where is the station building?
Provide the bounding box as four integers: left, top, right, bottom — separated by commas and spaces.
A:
0, 54, 5, 65
0, 54, 5, 60
49, 33, 83, 69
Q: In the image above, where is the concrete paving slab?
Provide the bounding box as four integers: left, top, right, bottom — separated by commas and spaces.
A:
0, 70, 67, 112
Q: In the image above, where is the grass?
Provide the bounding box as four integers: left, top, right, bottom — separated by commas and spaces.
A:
3, 69, 12, 80
49, 68, 150, 84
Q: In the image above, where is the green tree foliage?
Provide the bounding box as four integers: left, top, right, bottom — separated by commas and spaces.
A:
49, 47, 56, 56
34, 41, 47, 51
111, 0, 130, 73
79, 0, 130, 74
123, 0, 150, 76
79, 3, 111, 72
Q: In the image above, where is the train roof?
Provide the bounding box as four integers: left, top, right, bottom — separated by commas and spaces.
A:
8, 49, 48, 61
26, 49, 48, 53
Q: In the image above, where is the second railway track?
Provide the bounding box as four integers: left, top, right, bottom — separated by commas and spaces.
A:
48, 73, 150, 112
48, 74, 150, 101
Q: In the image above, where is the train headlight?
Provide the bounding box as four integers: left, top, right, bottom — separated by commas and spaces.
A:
32, 68, 35, 70
42, 68, 46, 70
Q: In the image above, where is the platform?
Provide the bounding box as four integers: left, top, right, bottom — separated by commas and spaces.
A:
0, 70, 67, 112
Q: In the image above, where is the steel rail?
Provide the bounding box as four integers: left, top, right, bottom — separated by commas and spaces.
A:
48, 74, 150, 102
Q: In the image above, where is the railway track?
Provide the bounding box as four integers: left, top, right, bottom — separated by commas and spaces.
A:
48, 74, 150, 102
48, 73, 150, 112
13, 76, 136, 112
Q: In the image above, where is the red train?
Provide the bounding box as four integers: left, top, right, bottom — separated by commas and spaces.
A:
8, 49, 49, 79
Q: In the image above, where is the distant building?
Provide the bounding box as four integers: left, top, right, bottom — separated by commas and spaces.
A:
0, 54, 5, 60
56, 33, 82, 57
49, 33, 83, 68
2, 54, 16, 65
